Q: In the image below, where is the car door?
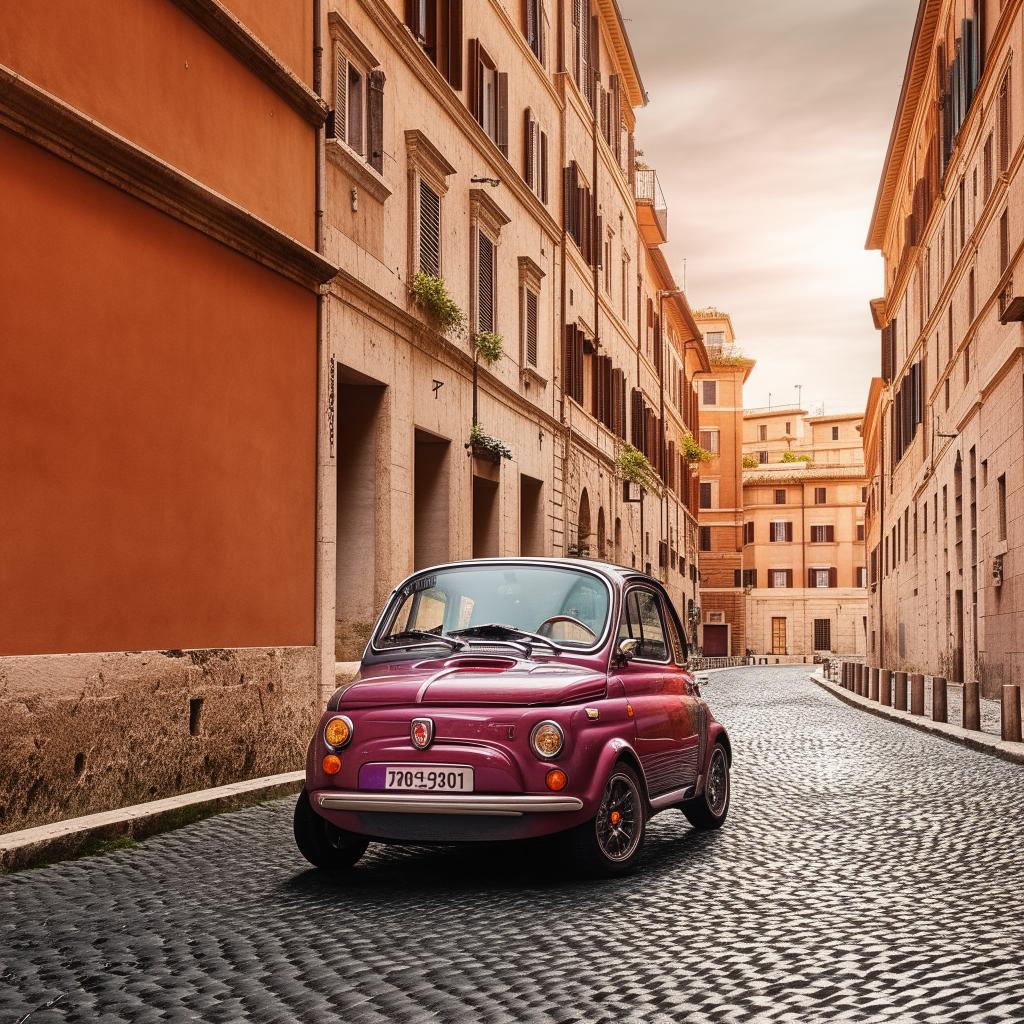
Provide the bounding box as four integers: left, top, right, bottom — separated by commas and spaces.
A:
612, 586, 690, 796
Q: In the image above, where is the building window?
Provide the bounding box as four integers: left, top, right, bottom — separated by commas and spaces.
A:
758, 424, 767, 442
419, 179, 442, 277
699, 482, 713, 509
742, 568, 757, 588
856, 566, 867, 588
813, 618, 832, 651
523, 110, 549, 203
329, 20, 387, 174
775, 489, 786, 504
571, 0, 594, 105
999, 70, 1011, 175
699, 429, 720, 454
699, 526, 711, 551
743, 521, 754, 544
769, 569, 792, 589
984, 131, 994, 201
405, 0, 463, 87
857, 523, 865, 541
810, 568, 832, 589
998, 474, 1007, 540
814, 487, 827, 505
477, 230, 496, 333
620, 254, 630, 321
469, 40, 508, 155
702, 380, 717, 406
705, 331, 724, 346
517, 257, 544, 372
810, 525, 835, 543
831, 426, 840, 441
861, 486, 867, 502
523, 0, 545, 64
770, 521, 792, 543
563, 162, 597, 266
758, 450, 768, 465
470, 187, 510, 341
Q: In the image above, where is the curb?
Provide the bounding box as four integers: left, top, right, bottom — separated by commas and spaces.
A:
0, 770, 305, 874
810, 672, 1024, 766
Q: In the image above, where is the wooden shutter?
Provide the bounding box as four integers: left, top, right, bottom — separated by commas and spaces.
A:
497, 73, 509, 157
826, 525, 835, 542
785, 570, 794, 589
524, 0, 537, 55
419, 179, 441, 277
784, 522, 793, 542
467, 38, 480, 119
631, 389, 643, 448
999, 72, 1010, 174
627, 132, 635, 189
367, 69, 385, 173
539, 131, 548, 203
478, 230, 495, 332
593, 214, 603, 268
525, 288, 538, 367
443, 0, 463, 88
588, 13, 599, 108
881, 320, 892, 382
524, 109, 535, 187
808, 568, 816, 588
333, 49, 348, 142
609, 74, 621, 161
829, 567, 838, 588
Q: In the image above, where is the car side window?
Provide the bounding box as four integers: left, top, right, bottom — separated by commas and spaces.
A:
619, 588, 668, 662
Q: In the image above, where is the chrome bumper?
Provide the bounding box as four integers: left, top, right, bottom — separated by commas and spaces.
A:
317, 791, 584, 817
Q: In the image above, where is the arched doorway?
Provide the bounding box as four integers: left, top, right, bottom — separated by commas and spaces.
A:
577, 489, 592, 557
596, 507, 606, 560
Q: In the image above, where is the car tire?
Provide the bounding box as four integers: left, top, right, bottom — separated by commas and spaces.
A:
565, 763, 646, 877
293, 788, 369, 871
682, 742, 730, 830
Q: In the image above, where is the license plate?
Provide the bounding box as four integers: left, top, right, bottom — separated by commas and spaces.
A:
361, 763, 474, 792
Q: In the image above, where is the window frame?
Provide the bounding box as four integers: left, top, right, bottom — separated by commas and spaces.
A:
617, 585, 672, 665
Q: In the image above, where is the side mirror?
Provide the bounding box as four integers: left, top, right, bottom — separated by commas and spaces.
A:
617, 638, 639, 663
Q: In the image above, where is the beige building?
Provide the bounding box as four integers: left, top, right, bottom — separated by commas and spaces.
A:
742, 410, 869, 659
864, 0, 1024, 697
324, 0, 709, 670
694, 309, 755, 657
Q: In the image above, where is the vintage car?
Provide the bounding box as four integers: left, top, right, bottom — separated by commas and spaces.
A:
294, 558, 731, 876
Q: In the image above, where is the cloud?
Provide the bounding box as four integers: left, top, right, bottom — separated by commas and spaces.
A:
625, 0, 919, 413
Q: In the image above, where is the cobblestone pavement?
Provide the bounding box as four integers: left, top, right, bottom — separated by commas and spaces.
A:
3, 666, 1024, 1024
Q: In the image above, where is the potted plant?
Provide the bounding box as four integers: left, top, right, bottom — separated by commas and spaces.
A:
616, 443, 662, 498
467, 422, 512, 463
680, 432, 714, 464
411, 272, 465, 336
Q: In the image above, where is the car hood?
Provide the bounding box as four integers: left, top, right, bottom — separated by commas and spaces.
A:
329, 659, 607, 710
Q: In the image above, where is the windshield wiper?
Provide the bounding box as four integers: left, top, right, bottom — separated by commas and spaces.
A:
449, 623, 562, 653
384, 630, 467, 652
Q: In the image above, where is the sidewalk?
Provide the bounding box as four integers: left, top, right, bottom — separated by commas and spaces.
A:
811, 670, 1024, 766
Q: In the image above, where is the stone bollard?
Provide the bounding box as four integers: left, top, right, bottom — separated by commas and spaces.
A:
879, 669, 892, 706
869, 666, 879, 702
910, 673, 925, 715
932, 676, 948, 723
853, 663, 861, 695
894, 671, 908, 711
844, 663, 851, 689
858, 664, 867, 696
1001, 685, 1022, 743
963, 680, 981, 731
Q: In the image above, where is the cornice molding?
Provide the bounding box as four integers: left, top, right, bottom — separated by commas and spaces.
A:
0, 64, 336, 291
357, 0, 561, 242
169, 0, 326, 125
328, 10, 381, 70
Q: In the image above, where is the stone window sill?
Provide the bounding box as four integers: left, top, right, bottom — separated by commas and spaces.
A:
326, 139, 392, 203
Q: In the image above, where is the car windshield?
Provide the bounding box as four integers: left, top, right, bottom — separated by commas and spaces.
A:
376, 564, 611, 651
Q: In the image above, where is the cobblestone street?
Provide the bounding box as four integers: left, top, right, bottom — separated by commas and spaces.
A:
3, 666, 1023, 1024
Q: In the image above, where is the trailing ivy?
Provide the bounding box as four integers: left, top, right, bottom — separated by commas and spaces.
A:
680, 432, 714, 463
742, 454, 759, 469
615, 443, 663, 496
474, 331, 503, 365
468, 422, 512, 461
411, 272, 465, 336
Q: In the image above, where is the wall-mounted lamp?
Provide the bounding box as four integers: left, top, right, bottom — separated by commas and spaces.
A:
471, 175, 501, 187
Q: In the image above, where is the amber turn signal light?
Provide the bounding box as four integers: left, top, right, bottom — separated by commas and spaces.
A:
546, 768, 568, 791
322, 754, 342, 775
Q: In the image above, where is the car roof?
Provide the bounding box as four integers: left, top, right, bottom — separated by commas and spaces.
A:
402, 556, 655, 589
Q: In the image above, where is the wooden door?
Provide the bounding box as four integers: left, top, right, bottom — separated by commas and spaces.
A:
771, 617, 787, 655
702, 624, 728, 657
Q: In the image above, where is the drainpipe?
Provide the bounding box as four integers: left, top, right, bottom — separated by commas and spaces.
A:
556, 0, 570, 554
878, 412, 886, 667
657, 290, 667, 580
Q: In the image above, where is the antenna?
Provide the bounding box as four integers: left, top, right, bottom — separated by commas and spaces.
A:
795, 384, 803, 409
682, 258, 687, 291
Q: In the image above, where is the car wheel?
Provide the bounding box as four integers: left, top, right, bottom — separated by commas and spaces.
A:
293, 788, 369, 871
565, 764, 646, 877
682, 742, 730, 830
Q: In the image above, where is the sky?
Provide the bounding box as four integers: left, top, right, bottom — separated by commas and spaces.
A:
625, 0, 920, 415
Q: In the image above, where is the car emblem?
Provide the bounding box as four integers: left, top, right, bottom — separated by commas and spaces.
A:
411, 718, 434, 750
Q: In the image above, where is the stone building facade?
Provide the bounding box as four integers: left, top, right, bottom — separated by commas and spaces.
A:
1, 1, 335, 831
694, 309, 753, 657
324, 0, 709, 670
742, 412, 869, 659
864, 0, 1024, 697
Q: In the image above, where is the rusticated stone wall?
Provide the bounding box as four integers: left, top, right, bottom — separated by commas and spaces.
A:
0, 647, 318, 833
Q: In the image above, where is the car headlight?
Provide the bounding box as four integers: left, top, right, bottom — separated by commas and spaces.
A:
530, 720, 564, 759
324, 715, 354, 750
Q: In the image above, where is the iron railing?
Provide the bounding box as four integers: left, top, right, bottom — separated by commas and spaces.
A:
634, 168, 668, 239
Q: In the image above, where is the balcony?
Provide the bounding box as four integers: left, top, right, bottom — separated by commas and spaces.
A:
635, 168, 668, 245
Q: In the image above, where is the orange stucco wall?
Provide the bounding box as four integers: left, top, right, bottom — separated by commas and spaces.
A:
225, 0, 314, 87
0, 131, 317, 656
0, 0, 315, 246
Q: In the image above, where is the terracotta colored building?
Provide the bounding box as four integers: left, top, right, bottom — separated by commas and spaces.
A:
863, 0, 1024, 697
694, 309, 754, 657
1, 1, 336, 831
323, 0, 709, 663
742, 411, 869, 659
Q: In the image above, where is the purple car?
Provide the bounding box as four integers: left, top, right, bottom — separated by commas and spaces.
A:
294, 558, 731, 876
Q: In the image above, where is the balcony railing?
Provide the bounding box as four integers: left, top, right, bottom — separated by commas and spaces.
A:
635, 168, 668, 241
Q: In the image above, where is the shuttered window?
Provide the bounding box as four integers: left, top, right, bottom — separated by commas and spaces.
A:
698, 527, 711, 552
406, 0, 463, 87
419, 180, 441, 277
702, 380, 717, 406
469, 40, 508, 156
775, 489, 786, 504
810, 525, 835, 543
770, 522, 792, 543
523, 110, 548, 203
563, 325, 584, 405
523, 288, 538, 367
814, 487, 827, 505
999, 71, 1010, 174
477, 229, 496, 333
331, 46, 386, 174
813, 619, 831, 651
769, 570, 792, 589
562, 162, 596, 264
743, 521, 754, 544
699, 482, 712, 509
523, 0, 544, 63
